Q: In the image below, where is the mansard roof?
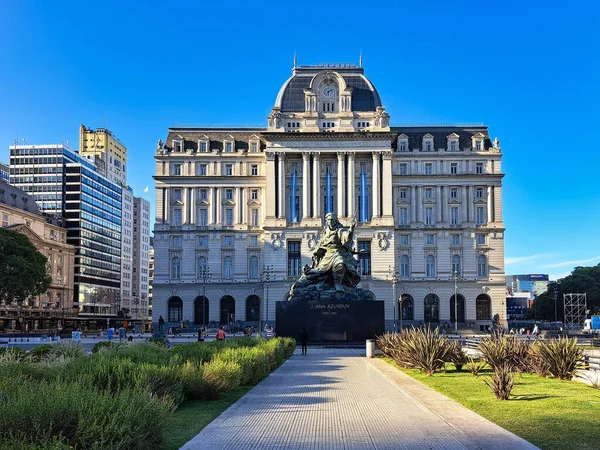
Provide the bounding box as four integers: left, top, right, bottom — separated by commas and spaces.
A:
0, 180, 40, 215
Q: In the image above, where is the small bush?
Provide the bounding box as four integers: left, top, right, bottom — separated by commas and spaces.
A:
392, 328, 451, 375
177, 360, 206, 400
466, 357, 487, 377
446, 341, 467, 371
28, 345, 54, 362
527, 341, 551, 377
202, 359, 242, 399
101, 342, 171, 365
172, 342, 220, 364
215, 347, 271, 385
536, 337, 583, 380
49, 341, 86, 360
146, 337, 168, 347
91, 341, 114, 353
0, 347, 28, 362
477, 332, 521, 371
484, 362, 515, 400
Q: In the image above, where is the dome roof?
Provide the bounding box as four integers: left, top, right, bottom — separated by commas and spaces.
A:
274, 64, 382, 113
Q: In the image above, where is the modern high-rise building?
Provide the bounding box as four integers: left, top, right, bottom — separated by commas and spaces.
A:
79, 125, 127, 186
9, 144, 122, 318
506, 274, 549, 298
152, 62, 506, 331
120, 187, 134, 315
0, 162, 9, 183
132, 197, 151, 321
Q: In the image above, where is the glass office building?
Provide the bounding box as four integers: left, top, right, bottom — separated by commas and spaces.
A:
9, 144, 122, 316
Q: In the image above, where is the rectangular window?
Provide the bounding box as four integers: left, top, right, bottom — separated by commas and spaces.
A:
451, 234, 460, 245
476, 234, 486, 245
198, 164, 207, 176
224, 164, 233, 176
199, 142, 207, 153
172, 164, 182, 176
199, 189, 208, 200
171, 236, 181, 247
426, 234, 435, 245
400, 235, 409, 245
251, 208, 259, 226
225, 189, 234, 200
199, 208, 208, 226
225, 208, 233, 226
476, 187, 484, 198
399, 141, 407, 152
476, 162, 484, 174
399, 163, 408, 175
450, 187, 458, 199
450, 163, 458, 174
425, 141, 432, 151
251, 189, 258, 200
358, 241, 371, 276
450, 141, 457, 151
476, 206, 486, 224
224, 235, 233, 246
425, 188, 433, 199
288, 241, 302, 277
250, 235, 259, 246
225, 142, 233, 152
173, 140, 183, 152
251, 164, 258, 176
173, 209, 182, 226
251, 142, 258, 153
476, 140, 482, 151
425, 163, 432, 175
399, 188, 407, 199
450, 207, 459, 225
425, 207, 433, 225
401, 257, 410, 277
399, 208, 408, 225
198, 235, 208, 246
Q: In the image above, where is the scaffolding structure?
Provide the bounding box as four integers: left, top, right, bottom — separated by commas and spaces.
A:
563, 293, 587, 329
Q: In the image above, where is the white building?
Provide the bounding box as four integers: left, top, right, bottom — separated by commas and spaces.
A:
120, 187, 134, 314
153, 62, 506, 331
132, 197, 151, 321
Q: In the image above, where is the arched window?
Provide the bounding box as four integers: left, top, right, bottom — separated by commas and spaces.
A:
168, 297, 183, 322
478, 255, 487, 277
400, 294, 414, 320
197, 256, 207, 279
451, 255, 461, 276
246, 295, 260, 322
223, 257, 233, 279
171, 257, 181, 279
424, 294, 439, 322
426, 255, 436, 277
450, 294, 466, 323
400, 255, 410, 277
220, 295, 235, 325
476, 294, 491, 320
194, 296, 209, 325
249, 256, 259, 279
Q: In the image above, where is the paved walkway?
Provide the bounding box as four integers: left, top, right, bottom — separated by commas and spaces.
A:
181, 348, 538, 450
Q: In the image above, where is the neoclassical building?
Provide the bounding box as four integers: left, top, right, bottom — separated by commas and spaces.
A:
153, 62, 506, 331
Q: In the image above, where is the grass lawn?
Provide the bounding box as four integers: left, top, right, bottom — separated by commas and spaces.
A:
382, 358, 600, 450
164, 386, 252, 450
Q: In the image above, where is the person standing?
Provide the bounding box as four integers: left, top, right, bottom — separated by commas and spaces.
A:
158, 315, 165, 331
216, 326, 226, 341
300, 327, 309, 355
106, 326, 114, 341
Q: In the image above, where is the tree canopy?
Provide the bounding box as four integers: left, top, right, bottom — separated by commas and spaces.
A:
0, 227, 51, 305
528, 264, 600, 320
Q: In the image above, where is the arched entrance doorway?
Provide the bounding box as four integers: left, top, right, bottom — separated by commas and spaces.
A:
476, 294, 492, 320
450, 294, 466, 323
246, 295, 260, 322
220, 295, 235, 326
424, 294, 439, 323
194, 296, 209, 325
400, 294, 414, 320
167, 296, 183, 323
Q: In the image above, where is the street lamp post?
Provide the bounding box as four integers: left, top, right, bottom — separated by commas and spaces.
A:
399, 295, 403, 331
200, 265, 212, 327
261, 265, 274, 332
453, 270, 459, 333
388, 265, 399, 333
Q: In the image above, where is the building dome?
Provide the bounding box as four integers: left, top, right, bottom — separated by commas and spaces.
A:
274, 64, 382, 113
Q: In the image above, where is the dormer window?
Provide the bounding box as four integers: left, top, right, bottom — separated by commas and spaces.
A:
447, 133, 460, 152
251, 142, 257, 152
476, 140, 482, 151
472, 133, 485, 151
422, 134, 434, 152
198, 141, 208, 153
225, 142, 233, 153
397, 134, 409, 152
173, 140, 183, 152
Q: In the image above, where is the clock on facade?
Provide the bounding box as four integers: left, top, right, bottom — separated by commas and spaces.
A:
321, 85, 335, 98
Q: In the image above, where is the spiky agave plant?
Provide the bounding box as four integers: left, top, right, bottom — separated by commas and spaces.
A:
484, 361, 515, 400
536, 336, 583, 380
400, 327, 451, 375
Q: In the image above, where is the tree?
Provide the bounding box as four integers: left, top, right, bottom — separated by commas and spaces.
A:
0, 227, 51, 305
527, 264, 600, 320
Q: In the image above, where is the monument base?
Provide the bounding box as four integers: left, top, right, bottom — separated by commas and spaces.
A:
276, 299, 384, 342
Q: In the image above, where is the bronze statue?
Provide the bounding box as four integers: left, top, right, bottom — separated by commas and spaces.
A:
292, 213, 360, 292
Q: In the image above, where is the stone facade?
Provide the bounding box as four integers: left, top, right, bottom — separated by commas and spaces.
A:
153, 63, 506, 331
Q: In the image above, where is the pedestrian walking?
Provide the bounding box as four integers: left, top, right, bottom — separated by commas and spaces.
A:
300, 327, 309, 355
216, 326, 226, 341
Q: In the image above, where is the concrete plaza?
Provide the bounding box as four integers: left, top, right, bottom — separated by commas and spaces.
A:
182, 348, 538, 450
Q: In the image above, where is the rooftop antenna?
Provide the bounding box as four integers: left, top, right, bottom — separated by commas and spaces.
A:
359, 50, 363, 68
294, 50, 297, 68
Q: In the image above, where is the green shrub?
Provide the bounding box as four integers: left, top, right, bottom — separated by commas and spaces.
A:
91, 341, 114, 353
146, 337, 168, 347
281, 337, 297, 358
0, 362, 61, 382
202, 359, 242, 399
177, 360, 206, 400
28, 345, 54, 362
0, 377, 174, 450
536, 337, 583, 380
0, 346, 28, 362
446, 340, 467, 371
100, 342, 171, 365
477, 332, 522, 371
526, 341, 551, 377
172, 342, 220, 364
215, 347, 271, 385
49, 341, 86, 360
135, 363, 185, 405
466, 357, 487, 377
387, 328, 451, 375
484, 362, 515, 400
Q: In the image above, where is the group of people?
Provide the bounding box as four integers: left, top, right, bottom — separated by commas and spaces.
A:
509, 324, 540, 336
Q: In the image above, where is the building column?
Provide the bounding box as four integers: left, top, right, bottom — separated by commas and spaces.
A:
442, 186, 448, 224
337, 152, 345, 217
182, 187, 189, 224
382, 151, 393, 217
347, 152, 355, 218
208, 187, 214, 224
278, 152, 286, 219
487, 186, 493, 223
461, 186, 468, 222
415, 185, 422, 222
190, 188, 196, 225
372, 152, 380, 218
216, 188, 222, 224
467, 187, 473, 222
302, 152, 310, 219
266, 152, 276, 219
410, 186, 416, 223
312, 153, 321, 219
436, 186, 442, 223
234, 188, 240, 224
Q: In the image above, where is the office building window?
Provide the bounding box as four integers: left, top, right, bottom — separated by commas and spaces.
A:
425, 207, 433, 225
400, 235, 409, 245
451, 234, 460, 245
225, 189, 233, 200
476, 234, 486, 245
399, 141, 407, 152
225, 208, 233, 226
476, 162, 483, 174
223, 235, 233, 247
199, 208, 208, 226
250, 142, 258, 153
225, 142, 233, 153
450, 207, 459, 225
173, 188, 182, 201
251, 189, 258, 200
475, 140, 482, 151
400, 255, 410, 277
425, 188, 432, 199
223, 257, 233, 278
476, 187, 484, 198
224, 164, 233, 176
476, 207, 486, 225
198, 235, 208, 246
478, 255, 488, 277
171, 235, 181, 248
173, 140, 183, 152
399, 163, 408, 175
251, 208, 259, 226
426, 255, 436, 277
199, 188, 208, 200
172, 164, 182, 176
250, 235, 259, 246
399, 188, 407, 199
358, 241, 371, 276
249, 256, 259, 279
399, 208, 408, 225
426, 234, 435, 245
171, 257, 181, 279
450, 141, 457, 151
451, 255, 461, 275
450, 187, 458, 199
450, 163, 458, 174
198, 164, 207, 175
199, 141, 207, 153
288, 240, 302, 277
425, 163, 432, 175
173, 209, 182, 226
251, 164, 259, 176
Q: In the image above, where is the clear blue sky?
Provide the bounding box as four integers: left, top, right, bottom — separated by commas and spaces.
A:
1, 0, 598, 281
